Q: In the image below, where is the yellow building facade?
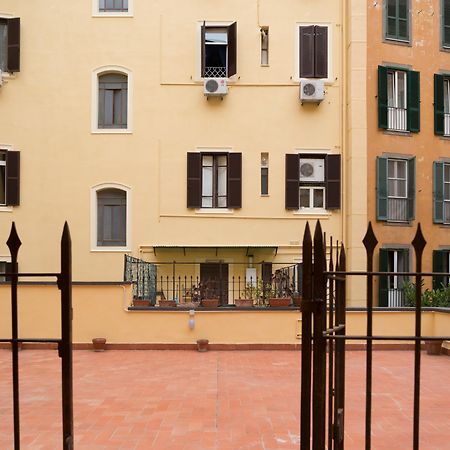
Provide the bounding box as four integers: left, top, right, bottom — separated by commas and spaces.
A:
0, 1, 367, 305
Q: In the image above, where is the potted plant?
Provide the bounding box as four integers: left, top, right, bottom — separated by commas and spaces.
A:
291, 291, 303, 308
268, 272, 292, 307
133, 298, 150, 307
200, 280, 220, 308
403, 281, 449, 355
235, 282, 259, 307
159, 299, 177, 307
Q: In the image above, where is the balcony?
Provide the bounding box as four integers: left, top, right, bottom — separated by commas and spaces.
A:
388, 106, 407, 132
388, 197, 408, 222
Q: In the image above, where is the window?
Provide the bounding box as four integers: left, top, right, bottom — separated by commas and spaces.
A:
98, 73, 128, 129
379, 248, 409, 307
0, 150, 20, 207
378, 66, 420, 132
0, 18, 20, 73
97, 188, 127, 247
299, 25, 328, 79
434, 74, 450, 135
260, 28, 269, 66
201, 23, 237, 78
261, 153, 269, 195
285, 154, 341, 210
442, 0, 450, 48
99, 0, 128, 12
433, 161, 450, 224
0, 261, 12, 282
385, 0, 410, 42
433, 249, 450, 289
377, 156, 415, 223
187, 152, 242, 209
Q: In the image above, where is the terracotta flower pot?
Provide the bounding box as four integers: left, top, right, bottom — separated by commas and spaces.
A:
133, 299, 150, 307
269, 297, 292, 307
235, 299, 254, 308
159, 300, 177, 308
292, 295, 303, 308
197, 339, 209, 352
425, 340, 443, 355
201, 298, 220, 308
92, 338, 107, 352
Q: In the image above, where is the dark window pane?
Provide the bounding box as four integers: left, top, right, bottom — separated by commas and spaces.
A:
445, 26, 450, 46
0, 21, 7, 72
387, 18, 397, 37
387, 0, 396, 17
313, 189, 324, 208
205, 45, 227, 69
261, 167, 268, 195
398, 19, 408, 39
0, 165, 5, 205
97, 189, 126, 246
398, 0, 408, 19
299, 188, 310, 208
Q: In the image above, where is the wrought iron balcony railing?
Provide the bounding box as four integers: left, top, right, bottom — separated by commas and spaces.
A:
388, 197, 408, 222
388, 106, 407, 132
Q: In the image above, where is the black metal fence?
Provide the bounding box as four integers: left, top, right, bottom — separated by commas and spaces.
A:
0, 223, 73, 450
300, 221, 450, 450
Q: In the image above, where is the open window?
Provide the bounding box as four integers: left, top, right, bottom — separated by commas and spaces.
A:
0, 18, 20, 73
201, 22, 237, 78
379, 248, 410, 307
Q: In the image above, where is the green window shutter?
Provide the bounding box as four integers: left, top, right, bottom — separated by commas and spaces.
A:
407, 157, 415, 221
376, 156, 388, 220
407, 70, 420, 132
434, 74, 445, 135
443, 0, 450, 47
432, 250, 446, 290
379, 249, 389, 307
200, 22, 206, 77
433, 161, 444, 223
378, 66, 389, 129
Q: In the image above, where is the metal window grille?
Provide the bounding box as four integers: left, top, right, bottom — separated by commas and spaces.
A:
388, 197, 408, 222
388, 106, 407, 131
204, 66, 227, 78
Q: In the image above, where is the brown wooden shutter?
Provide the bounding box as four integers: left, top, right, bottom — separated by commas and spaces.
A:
187, 153, 202, 208
6, 151, 20, 206
314, 26, 328, 78
325, 154, 341, 209
7, 18, 20, 72
262, 262, 272, 286
299, 26, 315, 78
227, 22, 237, 77
227, 152, 242, 208
201, 22, 206, 77
285, 154, 299, 209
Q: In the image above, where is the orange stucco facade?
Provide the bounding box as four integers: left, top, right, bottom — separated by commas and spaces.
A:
367, 0, 450, 304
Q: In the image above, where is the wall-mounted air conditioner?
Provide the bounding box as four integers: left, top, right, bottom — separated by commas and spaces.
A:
204, 78, 228, 97
300, 79, 325, 103
299, 158, 325, 182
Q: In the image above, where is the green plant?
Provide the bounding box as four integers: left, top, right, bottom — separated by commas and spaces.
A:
242, 281, 261, 300
402, 280, 450, 307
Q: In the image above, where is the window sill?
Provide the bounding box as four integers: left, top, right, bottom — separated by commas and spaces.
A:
0, 206, 13, 212
294, 77, 334, 86
439, 134, 450, 140
195, 208, 235, 214
91, 247, 131, 253
384, 37, 411, 47
92, 12, 133, 18
382, 221, 413, 227
293, 209, 332, 217
383, 129, 412, 137
91, 129, 132, 135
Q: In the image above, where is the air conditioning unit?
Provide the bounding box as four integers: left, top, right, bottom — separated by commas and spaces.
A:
299, 158, 325, 182
204, 78, 228, 97
300, 79, 325, 103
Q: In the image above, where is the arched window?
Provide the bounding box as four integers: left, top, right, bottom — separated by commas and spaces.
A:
97, 188, 127, 246
98, 73, 128, 129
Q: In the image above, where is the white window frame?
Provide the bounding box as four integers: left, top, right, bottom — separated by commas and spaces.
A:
444, 163, 450, 224
299, 186, 326, 210
91, 66, 133, 134
444, 78, 450, 136
195, 21, 237, 82
387, 69, 408, 131
92, 0, 133, 17
91, 183, 131, 252
294, 23, 333, 84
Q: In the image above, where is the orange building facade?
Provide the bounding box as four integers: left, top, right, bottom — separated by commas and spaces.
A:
367, 0, 450, 306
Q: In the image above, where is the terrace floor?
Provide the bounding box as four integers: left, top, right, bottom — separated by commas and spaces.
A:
0, 349, 449, 450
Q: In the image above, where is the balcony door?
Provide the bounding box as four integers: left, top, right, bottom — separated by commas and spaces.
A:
200, 263, 229, 305
379, 248, 409, 307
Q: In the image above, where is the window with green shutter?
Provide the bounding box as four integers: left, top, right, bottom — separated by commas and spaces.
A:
377, 156, 414, 223
378, 66, 420, 132
442, 0, 450, 48
432, 250, 450, 289
434, 74, 450, 135
433, 161, 450, 224
379, 248, 410, 307
385, 0, 410, 42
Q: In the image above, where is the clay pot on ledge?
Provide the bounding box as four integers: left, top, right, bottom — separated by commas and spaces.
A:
291, 295, 303, 308
235, 299, 254, 308
159, 300, 177, 308
424, 340, 443, 355
92, 338, 107, 352
269, 297, 292, 307
201, 298, 220, 308
133, 299, 150, 307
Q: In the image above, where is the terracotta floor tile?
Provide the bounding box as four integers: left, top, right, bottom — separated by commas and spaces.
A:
0, 350, 449, 449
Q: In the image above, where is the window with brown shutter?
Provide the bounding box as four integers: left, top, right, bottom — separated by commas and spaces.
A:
5, 151, 20, 206
285, 154, 300, 209
187, 153, 202, 208
325, 154, 341, 209
299, 25, 328, 79
227, 153, 241, 208
0, 18, 20, 73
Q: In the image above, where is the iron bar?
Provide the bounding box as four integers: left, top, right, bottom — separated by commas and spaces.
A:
327, 271, 450, 276
326, 335, 449, 341
1, 272, 60, 277
0, 338, 61, 343
323, 324, 346, 335
327, 237, 334, 450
